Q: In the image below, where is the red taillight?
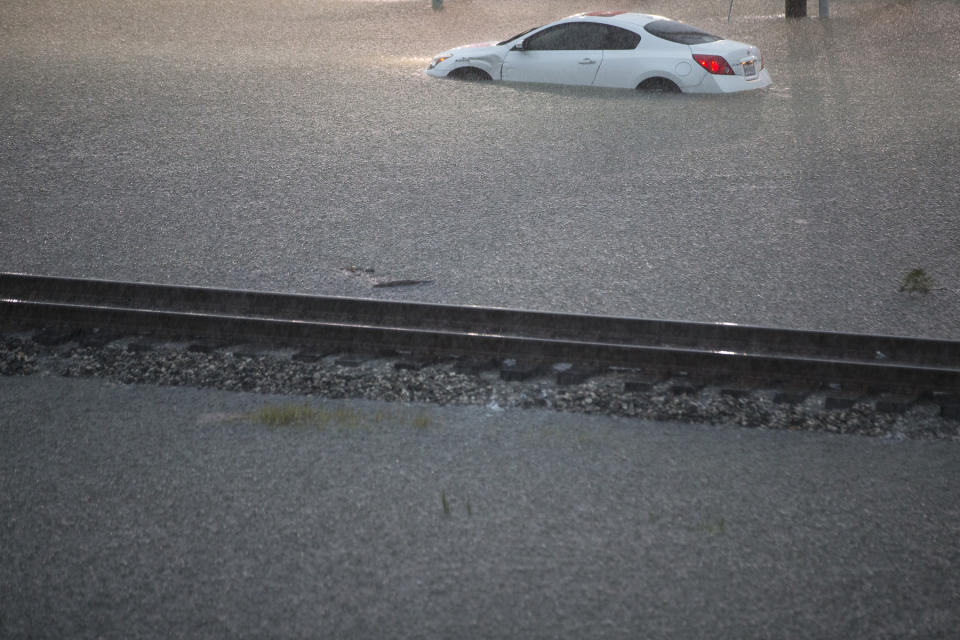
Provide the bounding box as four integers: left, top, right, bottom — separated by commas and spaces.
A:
692, 54, 734, 75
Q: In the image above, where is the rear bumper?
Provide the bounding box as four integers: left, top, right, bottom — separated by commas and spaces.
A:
686, 68, 772, 93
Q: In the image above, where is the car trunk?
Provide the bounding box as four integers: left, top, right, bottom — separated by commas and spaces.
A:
690, 40, 761, 77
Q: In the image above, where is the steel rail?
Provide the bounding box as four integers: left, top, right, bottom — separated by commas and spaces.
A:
2, 272, 959, 393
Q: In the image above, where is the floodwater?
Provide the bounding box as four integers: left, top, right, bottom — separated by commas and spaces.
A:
1, 0, 958, 338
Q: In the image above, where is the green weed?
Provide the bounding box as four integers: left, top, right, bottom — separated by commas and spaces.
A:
249, 404, 320, 427
412, 414, 433, 429
899, 268, 934, 294
245, 403, 439, 431
699, 517, 726, 536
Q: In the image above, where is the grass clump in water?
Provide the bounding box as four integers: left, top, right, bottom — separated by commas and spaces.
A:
250, 404, 321, 427
248, 404, 363, 429
899, 268, 934, 294
245, 404, 437, 431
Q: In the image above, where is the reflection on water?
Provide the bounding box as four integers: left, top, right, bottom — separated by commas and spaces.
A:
1, 0, 958, 338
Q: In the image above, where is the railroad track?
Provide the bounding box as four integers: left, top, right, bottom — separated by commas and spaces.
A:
2, 272, 959, 398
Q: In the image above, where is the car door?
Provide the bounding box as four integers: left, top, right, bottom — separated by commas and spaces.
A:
590, 25, 645, 89
501, 22, 606, 86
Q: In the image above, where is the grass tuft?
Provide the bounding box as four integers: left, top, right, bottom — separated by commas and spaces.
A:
245, 403, 439, 431
899, 268, 934, 294
699, 517, 726, 536
249, 404, 320, 427
413, 414, 433, 429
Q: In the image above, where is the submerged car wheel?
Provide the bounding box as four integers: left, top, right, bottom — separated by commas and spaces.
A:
636, 77, 681, 93
448, 67, 492, 82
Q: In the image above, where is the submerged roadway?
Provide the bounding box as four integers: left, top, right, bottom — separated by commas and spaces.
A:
2, 0, 959, 338
2, 1, 959, 637
2, 375, 959, 638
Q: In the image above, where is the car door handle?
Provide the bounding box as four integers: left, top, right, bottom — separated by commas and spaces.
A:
579, 58, 597, 64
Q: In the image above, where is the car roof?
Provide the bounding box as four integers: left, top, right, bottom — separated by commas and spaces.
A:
566, 11, 668, 28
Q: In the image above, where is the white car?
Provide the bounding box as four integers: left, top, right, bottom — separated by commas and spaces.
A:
426, 11, 771, 93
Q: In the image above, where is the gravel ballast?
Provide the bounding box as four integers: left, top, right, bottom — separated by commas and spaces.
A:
3, 330, 957, 440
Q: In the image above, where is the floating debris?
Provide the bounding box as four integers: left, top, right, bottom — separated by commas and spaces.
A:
344, 265, 375, 274
372, 279, 433, 288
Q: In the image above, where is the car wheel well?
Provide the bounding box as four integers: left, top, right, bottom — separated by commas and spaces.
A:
447, 67, 493, 81
636, 77, 681, 93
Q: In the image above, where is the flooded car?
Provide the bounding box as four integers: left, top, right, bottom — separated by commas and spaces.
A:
426, 11, 772, 93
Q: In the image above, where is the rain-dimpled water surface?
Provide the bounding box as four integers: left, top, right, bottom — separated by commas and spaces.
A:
1, 0, 958, 338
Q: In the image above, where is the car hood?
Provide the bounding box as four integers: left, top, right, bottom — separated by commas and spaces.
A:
438, 41, 504, 58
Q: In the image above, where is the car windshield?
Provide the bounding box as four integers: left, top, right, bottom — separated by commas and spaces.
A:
496, 26, 541, 46
643, 19, 721, 45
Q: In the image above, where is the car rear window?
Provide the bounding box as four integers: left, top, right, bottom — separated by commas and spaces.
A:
643, 19, 721, 45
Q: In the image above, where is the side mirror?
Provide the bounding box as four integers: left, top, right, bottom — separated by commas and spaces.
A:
511, 39, 526, 52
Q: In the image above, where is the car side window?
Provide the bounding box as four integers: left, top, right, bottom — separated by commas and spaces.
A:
524, 23, 610, 50
602, 25, 641, 50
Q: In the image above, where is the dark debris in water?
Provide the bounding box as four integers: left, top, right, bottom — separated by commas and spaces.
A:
373, 279, 434, 288
343, 266, 432, 288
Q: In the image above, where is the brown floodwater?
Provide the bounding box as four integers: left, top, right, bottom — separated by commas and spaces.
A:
2, 0, 958, 337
